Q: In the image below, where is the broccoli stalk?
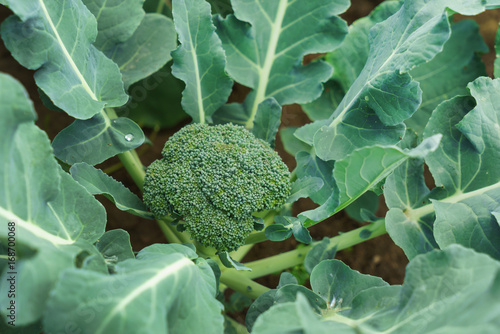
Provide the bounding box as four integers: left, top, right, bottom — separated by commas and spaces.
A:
143, 123, 291, 252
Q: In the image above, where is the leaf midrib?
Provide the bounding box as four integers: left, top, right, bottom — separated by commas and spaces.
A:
39, 0, 98, 101
245, 0, 288, 128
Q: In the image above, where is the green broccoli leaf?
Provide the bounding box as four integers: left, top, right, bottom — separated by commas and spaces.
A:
299, 135, 440, 226
407, 19, 488, 135
304, 237, 337, 274
219, 252, 251, 271
295, 151, 337, 205
344, 191, 379, 223
104, 14, 177, 89
44, 245, 224, 334
335, 135, 441, 213
393, 77, 500, 260
307, 0, 492, 161
171, 0, 233, 124
252, 246, 500, 333
118, 62, 188, 129
384, 158, 437, 259
213, 0, 349, 128
280, 127, 312, 156
325, 1, 402, 94
70, 163, 153, 219
84, 0, 177, 88
426, 78, 500, 259
52, 113, 145, 165
0, 0, 128, 119
287, 176, 325, 204
0, 73, 106, 325
252, 98, 281, 148
95, 229, 135, 270
266, 216, 311, 244
84, 0, 145, 47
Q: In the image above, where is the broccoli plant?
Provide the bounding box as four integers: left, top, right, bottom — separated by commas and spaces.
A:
1, 0, 500, 333
143, 123, 291, 252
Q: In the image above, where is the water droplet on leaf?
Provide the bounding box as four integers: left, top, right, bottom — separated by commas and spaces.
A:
124, 133, 134, 142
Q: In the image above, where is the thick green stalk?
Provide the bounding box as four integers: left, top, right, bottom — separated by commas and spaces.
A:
241, 219, 387, 279
157, 220, 182, 244
118, 150, 146, 191
220, 270, 270, 299
224, 316, 250, 334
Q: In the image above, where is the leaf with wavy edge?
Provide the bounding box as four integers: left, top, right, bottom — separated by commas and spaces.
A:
251, 246, 500, 333
309, 0, 493, 161
213, 0, 349, 128
391, 78, 500, 260
1, 0, 128, 119
44, 247, 224, 334
171, 0, 233, 124
52, 113, 145, 165
84, 0, 177, 88
70, 163, 153, 219
298, 135, 440, 225
0, 73, 106, 325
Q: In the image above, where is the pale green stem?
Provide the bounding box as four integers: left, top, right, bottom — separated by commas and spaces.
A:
224, 315, 250, 334
219, 270, 270, 299
157, 220, 182, 244
232, 209, 279, 261
240, 219, 386, 279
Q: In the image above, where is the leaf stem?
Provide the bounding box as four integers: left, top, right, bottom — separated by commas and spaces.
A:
157, 220, 182, 244
224, 315, 250, 334
241, 219, 387, 279
219, 270, 270, 299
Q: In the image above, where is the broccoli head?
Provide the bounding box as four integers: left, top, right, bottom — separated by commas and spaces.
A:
143, 123, 291, 252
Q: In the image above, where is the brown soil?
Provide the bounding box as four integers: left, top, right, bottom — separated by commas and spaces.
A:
1, 0, 499, 310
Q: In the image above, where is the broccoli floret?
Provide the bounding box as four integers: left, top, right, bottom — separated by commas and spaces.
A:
143, 123, 291, 252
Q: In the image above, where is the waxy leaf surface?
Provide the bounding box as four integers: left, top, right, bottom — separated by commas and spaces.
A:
0, 73, 106, 325
171, 0, 233, 123
1, 0, 128, 119
214, 0, 349, 128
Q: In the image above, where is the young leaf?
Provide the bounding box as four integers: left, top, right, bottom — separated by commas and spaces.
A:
171, 0, 233, 123
295, 151, 337, 205
309, 0, 492, 161
218, 252, 251, 271
44, 249, 224, 333
213, 0, 349, 128
311, 259, 389, 308
52, 113, 145, 165
0, 73, 106, 325
304, 238, 337, 274
95, 229, 135, 267
1, 0, 128, 119
70, 163, 153, 219
287, 176, 324, 204
252, 98, 281, 147
266, 216, 312, 244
